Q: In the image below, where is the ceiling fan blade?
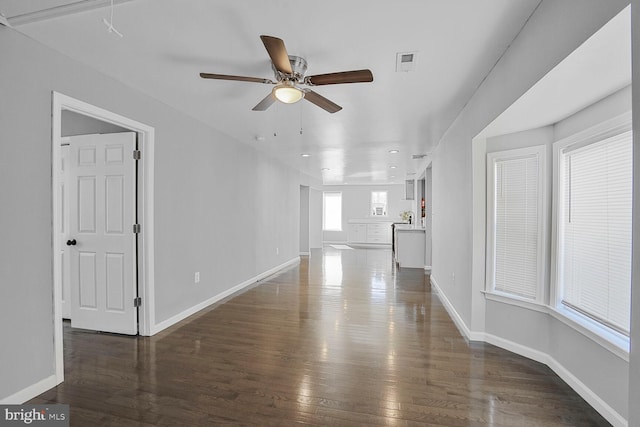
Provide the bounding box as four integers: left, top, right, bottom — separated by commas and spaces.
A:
200, 73, 274, 84
304, 90, 342, 114
252, 92, 277, 111
305, 69, 373, 86
260, 35, 293, 75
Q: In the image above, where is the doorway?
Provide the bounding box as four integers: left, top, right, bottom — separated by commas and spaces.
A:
299, 185, 310, 255
65, 132, 139, 334
51, 92, 156, 386
424, 167, 433, 270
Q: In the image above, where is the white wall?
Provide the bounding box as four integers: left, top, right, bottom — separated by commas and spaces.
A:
432, 0, 628, 332
322, 184, 412, 243
0, 25, 301, 401
429, 0, 631, 424
478, 86, 632, 425
61, 110, 128, 136
555, 85, 632, 140
628, 0, 640, 424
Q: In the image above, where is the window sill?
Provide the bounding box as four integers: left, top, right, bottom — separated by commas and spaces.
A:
482, 291, 547, 313
482, 291, 629, 361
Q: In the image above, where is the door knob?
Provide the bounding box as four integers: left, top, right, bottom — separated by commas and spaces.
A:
66, 239, 77, 246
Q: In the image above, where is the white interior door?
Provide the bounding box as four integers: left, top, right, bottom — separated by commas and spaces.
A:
60, 143, 71, 319
68, 132, 138, 335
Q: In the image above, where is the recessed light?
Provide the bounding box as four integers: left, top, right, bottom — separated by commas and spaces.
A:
321, 168, 330, 171
301, 153, 311, 157
390, 165, 397, 169
390, 175, 395, 178
389, 150, 399, 154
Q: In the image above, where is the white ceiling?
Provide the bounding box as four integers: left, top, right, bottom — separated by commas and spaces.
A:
3, 0, 624, 185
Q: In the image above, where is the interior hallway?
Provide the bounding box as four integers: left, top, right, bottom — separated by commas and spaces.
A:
30, 247, 608, 426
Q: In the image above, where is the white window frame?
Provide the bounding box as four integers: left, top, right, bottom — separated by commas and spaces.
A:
322, 191, 342, 231
485, 145, 547, 305
370, 190, 388, 217
550, 114, 632, 347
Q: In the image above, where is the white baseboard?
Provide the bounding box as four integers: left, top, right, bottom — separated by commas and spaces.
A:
0, 375, 57, 404
429, 276, 484, 341
151, 257, 300, 335
484, 333, 627, 427
299, 252, 310, 256
431, 276, 627, 427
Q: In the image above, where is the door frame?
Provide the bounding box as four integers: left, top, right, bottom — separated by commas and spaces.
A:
51, 92, 156, 385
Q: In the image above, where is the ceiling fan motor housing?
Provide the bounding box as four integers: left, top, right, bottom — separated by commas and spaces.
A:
272, 55, 308, 81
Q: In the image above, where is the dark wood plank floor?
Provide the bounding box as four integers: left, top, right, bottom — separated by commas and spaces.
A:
31, 247, 610, 426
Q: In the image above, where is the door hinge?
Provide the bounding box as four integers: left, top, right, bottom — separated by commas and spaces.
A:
133, 150, 141, 160
134, 297, 142, 307
133, 223, 141, 234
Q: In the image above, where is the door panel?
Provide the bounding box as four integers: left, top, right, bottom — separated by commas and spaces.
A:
78, 177, 97, 232
78, 252, 97, 308
68, 132, 137, 335
105, 253, 125, 312
105, 175, 124, 233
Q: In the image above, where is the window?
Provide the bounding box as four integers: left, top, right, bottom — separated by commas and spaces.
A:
557, 131, 632, 335
323, 192, 342, 231
371, 191, 388, 216
486, 146, 545, 302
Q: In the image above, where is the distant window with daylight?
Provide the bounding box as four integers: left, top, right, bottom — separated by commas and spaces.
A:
486, 146, 545, 302
371, 191, 388, 216
323, 192, 342, 231
558, 131, 632, 335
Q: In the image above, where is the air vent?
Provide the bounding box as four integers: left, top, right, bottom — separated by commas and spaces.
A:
396, 52, 417, 72
412, 154, 427, 160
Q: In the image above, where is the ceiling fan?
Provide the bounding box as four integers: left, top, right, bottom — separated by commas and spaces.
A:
200, 35, 373, 114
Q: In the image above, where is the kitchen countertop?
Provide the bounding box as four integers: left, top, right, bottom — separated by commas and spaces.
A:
394, 224, 426, 232
347, 219, 395, 224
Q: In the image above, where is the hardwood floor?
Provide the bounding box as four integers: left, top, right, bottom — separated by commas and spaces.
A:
31, 247, 610, 426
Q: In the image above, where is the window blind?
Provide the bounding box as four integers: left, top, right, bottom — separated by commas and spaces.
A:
560, 132, 632, 335
371, 191, 388, 216
492, 155, 540, 299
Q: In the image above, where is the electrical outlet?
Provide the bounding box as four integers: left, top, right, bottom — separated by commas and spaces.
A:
194, 272, 200, 283
451, 272, 455, 283
276, 247, 279, 255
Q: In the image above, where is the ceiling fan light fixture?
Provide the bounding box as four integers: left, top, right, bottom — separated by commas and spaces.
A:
273, 82, 304, 104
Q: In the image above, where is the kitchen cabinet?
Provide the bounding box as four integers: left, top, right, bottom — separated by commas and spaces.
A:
394, 225, 425, 268
366, 222, 391, 244
347, 220, 392, 245
347, 223, 367, 243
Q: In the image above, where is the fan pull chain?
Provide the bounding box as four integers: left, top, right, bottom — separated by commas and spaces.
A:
103, 0, 124, 37
299, 103, 304, 135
